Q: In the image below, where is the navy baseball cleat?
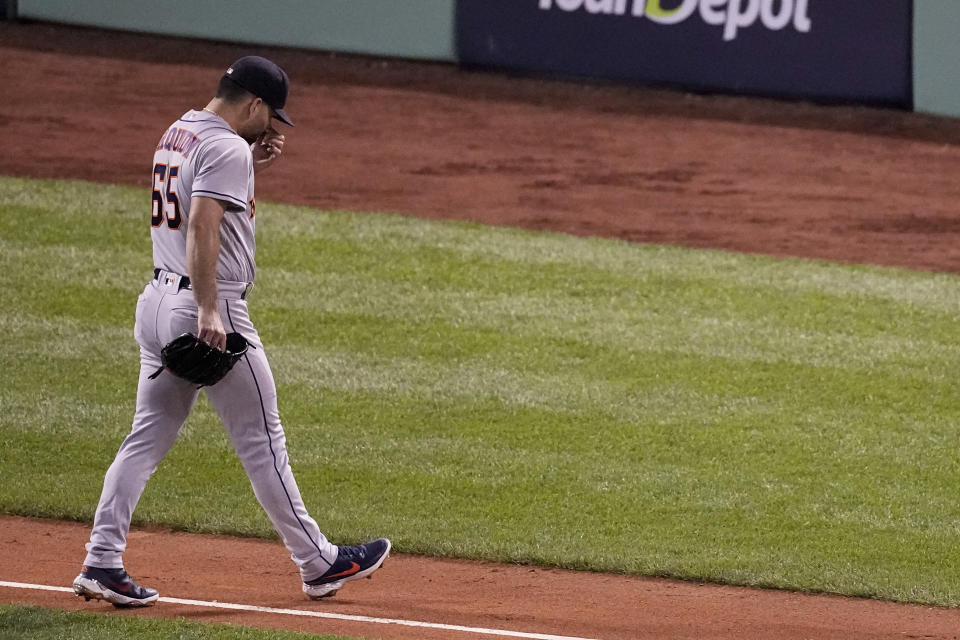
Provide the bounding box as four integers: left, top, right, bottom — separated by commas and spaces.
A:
303, 538, 391, 599
73, 566, 159, 608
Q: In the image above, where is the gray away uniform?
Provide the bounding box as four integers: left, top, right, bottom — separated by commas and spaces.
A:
82, 110, 337, 582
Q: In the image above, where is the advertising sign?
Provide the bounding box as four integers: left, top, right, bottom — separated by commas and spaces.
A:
456, 0, 913, 105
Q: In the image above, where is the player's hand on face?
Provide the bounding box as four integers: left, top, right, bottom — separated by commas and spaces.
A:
252, 126, 285, 171
197, 306, 227, 351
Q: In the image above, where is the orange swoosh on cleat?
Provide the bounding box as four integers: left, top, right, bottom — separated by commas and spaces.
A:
325, 562, 361, 579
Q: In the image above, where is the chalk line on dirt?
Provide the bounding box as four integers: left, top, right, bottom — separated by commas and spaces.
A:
0, 580, 603, 640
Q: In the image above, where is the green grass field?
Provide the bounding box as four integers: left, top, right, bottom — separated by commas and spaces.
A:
0, 604, 346, 639
3, 176, 960, 608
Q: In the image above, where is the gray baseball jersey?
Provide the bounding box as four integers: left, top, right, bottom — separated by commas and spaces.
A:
151, 110, 257, 283
74, 58, 395, 607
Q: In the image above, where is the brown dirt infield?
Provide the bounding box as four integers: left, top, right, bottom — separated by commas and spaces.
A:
3, 20, 960, 640
4, 515, 960, 640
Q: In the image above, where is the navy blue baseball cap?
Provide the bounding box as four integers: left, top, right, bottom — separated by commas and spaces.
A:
224, 56, 294, 126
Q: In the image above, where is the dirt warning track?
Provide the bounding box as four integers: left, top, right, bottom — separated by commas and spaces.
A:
3, 516, 960, 639
4, 21, 960, 274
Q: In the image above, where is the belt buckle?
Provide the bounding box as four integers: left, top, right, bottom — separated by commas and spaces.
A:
242, 283, 254, 300
160, 272, 181, 291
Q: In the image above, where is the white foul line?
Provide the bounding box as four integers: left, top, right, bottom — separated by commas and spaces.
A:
0, 580, 602, 640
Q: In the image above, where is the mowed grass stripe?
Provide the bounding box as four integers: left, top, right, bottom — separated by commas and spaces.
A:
2, 176, 960, 606
1, 308, 758, 425
261, 199, 960, 314
258, 267, 958, 376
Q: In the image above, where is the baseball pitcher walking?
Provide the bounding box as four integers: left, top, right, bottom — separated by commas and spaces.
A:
73, 56, 390, 607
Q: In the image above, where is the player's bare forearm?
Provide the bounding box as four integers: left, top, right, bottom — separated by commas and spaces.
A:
186, 196, 227, 350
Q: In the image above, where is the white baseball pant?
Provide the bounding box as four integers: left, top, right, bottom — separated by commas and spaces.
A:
83, 271, 337, 582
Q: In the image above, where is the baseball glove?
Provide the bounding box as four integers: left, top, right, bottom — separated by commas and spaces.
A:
148, 332, 249, 387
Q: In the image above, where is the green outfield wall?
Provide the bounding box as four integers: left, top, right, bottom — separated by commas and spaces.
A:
1, 0, 17, 20
913, 2, 960, 117
15, 0, 456, 61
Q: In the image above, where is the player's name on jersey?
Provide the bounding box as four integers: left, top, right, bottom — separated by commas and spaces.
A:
156, 126, 201, 158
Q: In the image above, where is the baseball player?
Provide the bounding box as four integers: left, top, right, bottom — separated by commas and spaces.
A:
72, 56, 390, 607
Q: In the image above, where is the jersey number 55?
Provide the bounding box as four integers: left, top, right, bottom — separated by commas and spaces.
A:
151, 162, 182, 230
